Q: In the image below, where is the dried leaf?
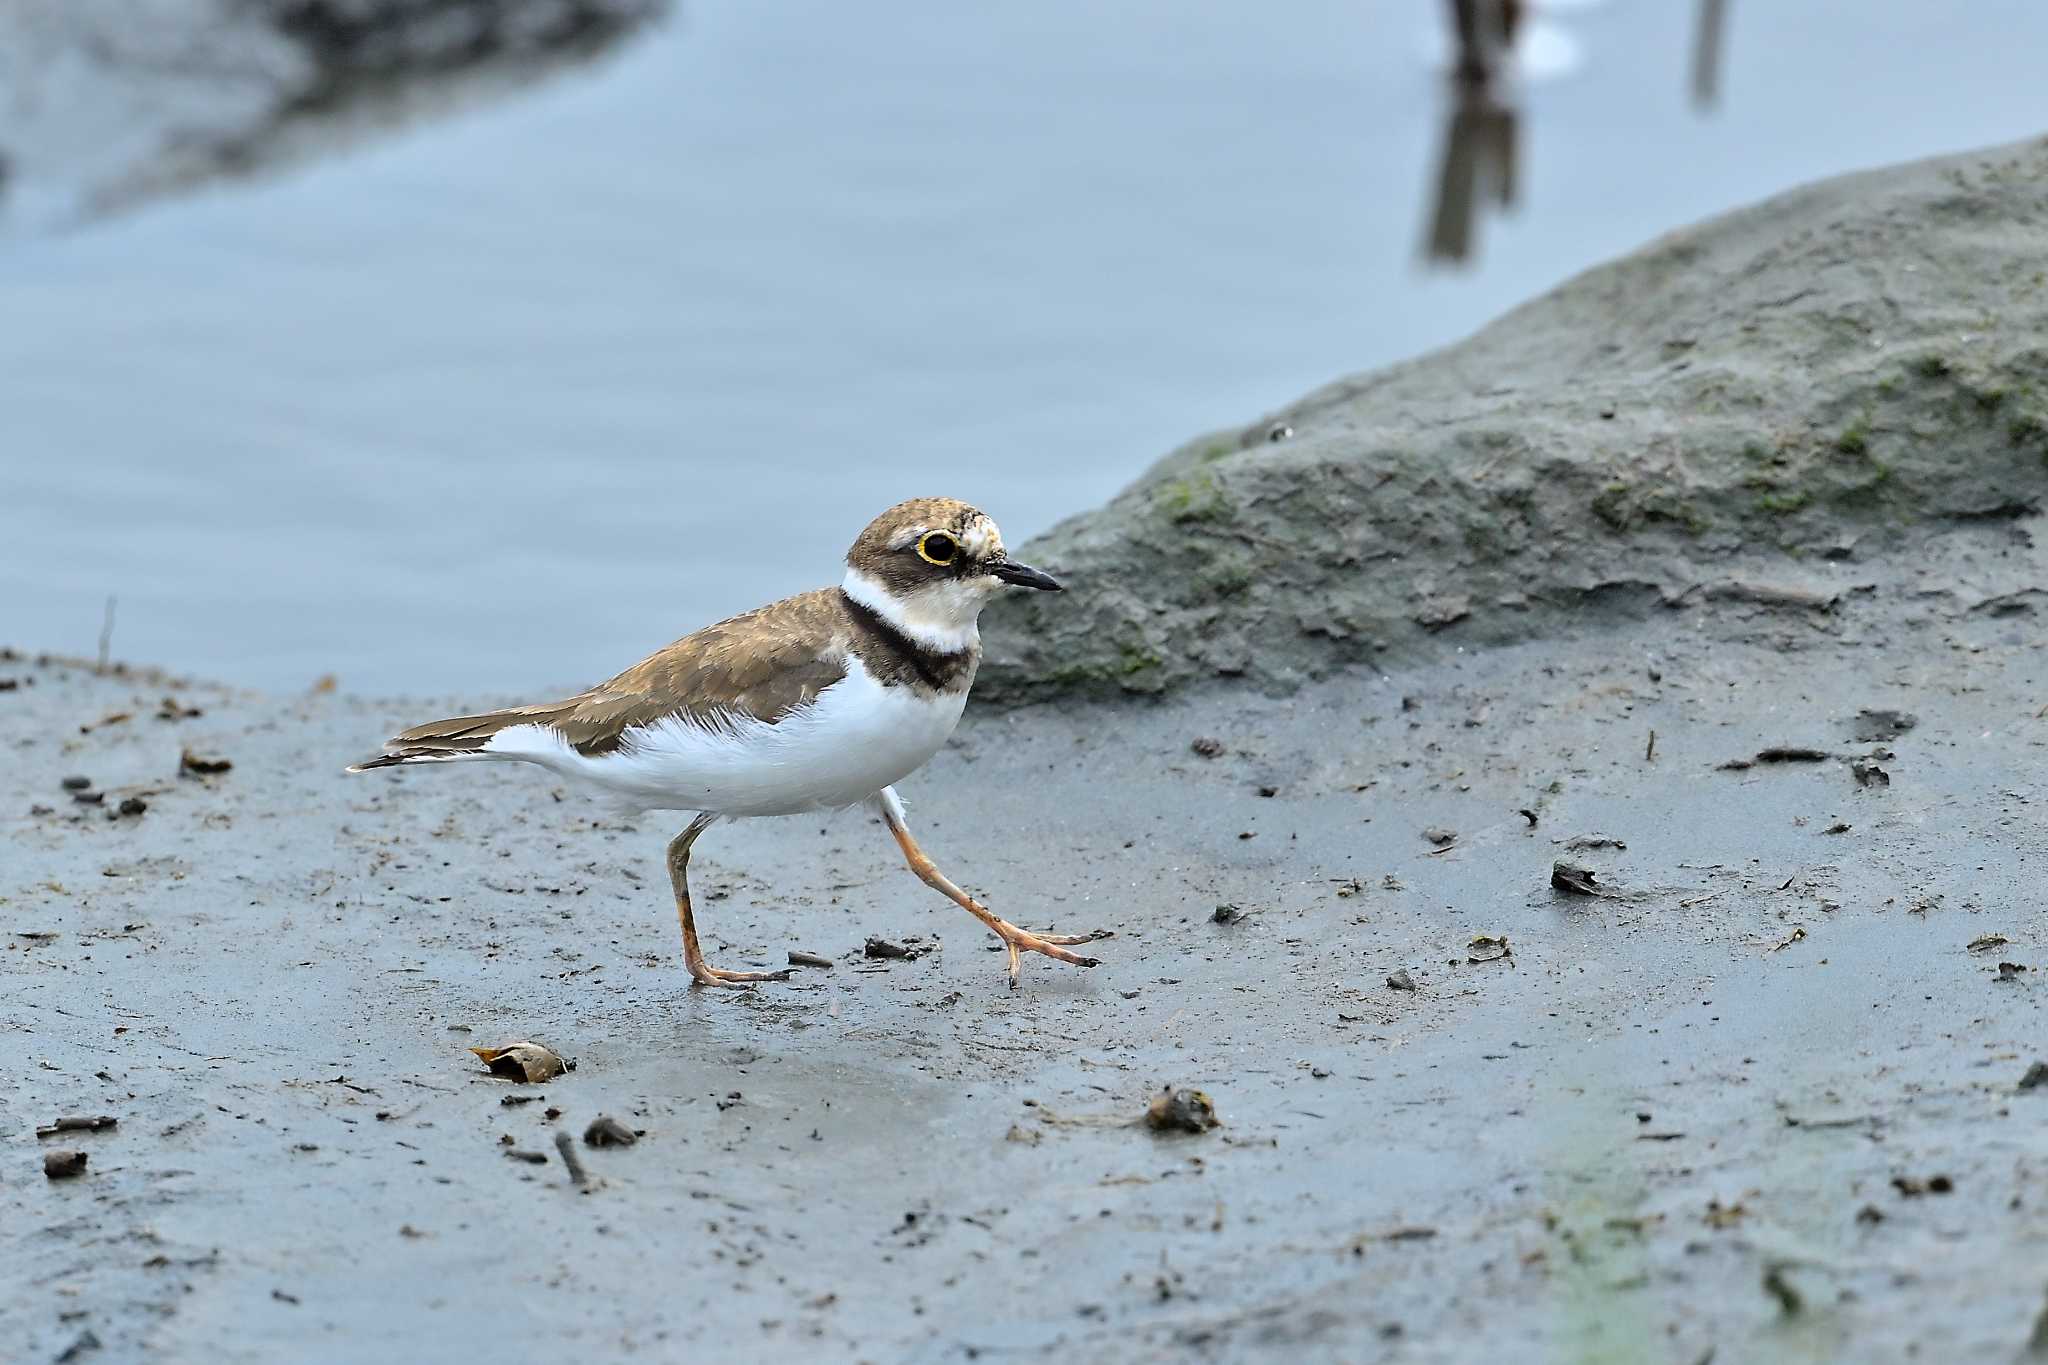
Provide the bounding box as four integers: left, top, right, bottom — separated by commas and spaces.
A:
468, 1041, 569, 1083
1467, 935, 1512, 963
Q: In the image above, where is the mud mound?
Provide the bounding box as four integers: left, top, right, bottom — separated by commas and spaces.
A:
984, 137, 2048, 701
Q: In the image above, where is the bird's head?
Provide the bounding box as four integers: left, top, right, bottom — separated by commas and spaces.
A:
841, 497, 1062, 652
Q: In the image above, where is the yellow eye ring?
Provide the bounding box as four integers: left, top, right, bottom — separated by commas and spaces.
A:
916, 531, 958, 566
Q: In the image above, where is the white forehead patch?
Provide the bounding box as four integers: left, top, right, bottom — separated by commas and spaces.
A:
962, 516, 1002, 559
887, 525, 928, 551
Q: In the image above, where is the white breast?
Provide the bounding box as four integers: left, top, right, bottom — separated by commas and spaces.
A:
483, 656, 968, 817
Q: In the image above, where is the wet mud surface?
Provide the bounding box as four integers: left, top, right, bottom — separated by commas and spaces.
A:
7, 566, 2048, 1362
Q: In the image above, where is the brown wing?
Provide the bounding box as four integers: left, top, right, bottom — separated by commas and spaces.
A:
553, 590, 850, 754
354, 589, 850, 767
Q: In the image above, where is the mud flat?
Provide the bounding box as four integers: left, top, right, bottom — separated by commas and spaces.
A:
8, 140, 2048, 1363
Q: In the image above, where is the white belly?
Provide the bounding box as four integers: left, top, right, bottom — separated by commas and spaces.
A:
484, 658, 967, 816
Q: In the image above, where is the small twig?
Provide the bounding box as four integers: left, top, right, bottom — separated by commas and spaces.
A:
788, 950, 834, 969
37, 1115, 118, 1139
1783, 1113, 1875, 1131
553, 1130, 589, 1187
96, 596, 116, 674
1645, 729, 1657, 762
864, 936, 931, 960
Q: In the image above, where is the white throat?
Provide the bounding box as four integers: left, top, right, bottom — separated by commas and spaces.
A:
842, 567, 991, 654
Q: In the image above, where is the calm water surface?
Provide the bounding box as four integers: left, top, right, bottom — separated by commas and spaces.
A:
4, 2, 2045, 694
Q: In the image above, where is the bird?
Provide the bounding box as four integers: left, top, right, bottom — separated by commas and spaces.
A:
347, 497, 1102, 990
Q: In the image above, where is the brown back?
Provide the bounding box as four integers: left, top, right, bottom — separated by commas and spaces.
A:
380, 589, 853, 759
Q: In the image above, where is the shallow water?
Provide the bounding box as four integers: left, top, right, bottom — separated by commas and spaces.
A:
4, 1, 2045, 694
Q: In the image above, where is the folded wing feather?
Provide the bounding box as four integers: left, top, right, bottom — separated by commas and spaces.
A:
346, 589, 852, 771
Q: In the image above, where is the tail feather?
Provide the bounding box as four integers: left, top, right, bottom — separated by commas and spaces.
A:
345, 702, 574, 774
345, 745, 488, 773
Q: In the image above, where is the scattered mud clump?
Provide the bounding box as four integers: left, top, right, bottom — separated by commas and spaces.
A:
1851, 708, 1918, 741
584, 1116, 639, 1147
44, 1149, 90, 1179
864, 936, 932, 960
1551, 863, 1605, 896
1145, 1088, 1221, 1135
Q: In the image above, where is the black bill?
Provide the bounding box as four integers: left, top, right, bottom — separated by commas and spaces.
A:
989, 558, 1064, 591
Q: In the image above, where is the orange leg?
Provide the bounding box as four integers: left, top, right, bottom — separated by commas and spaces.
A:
873, 788, 1101, 989
667, 815, 791, 988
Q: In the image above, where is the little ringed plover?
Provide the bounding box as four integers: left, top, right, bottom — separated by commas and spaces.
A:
348, 497, 1101, 989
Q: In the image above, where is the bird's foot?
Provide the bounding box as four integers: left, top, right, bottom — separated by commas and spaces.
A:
687, 960, 794, 989
989, 920, 1104, 989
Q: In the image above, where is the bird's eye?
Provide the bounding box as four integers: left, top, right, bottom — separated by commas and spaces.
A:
916, 532, 958, 566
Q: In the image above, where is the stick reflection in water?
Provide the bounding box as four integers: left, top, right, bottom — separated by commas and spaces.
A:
1423, 0, 1734, 264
